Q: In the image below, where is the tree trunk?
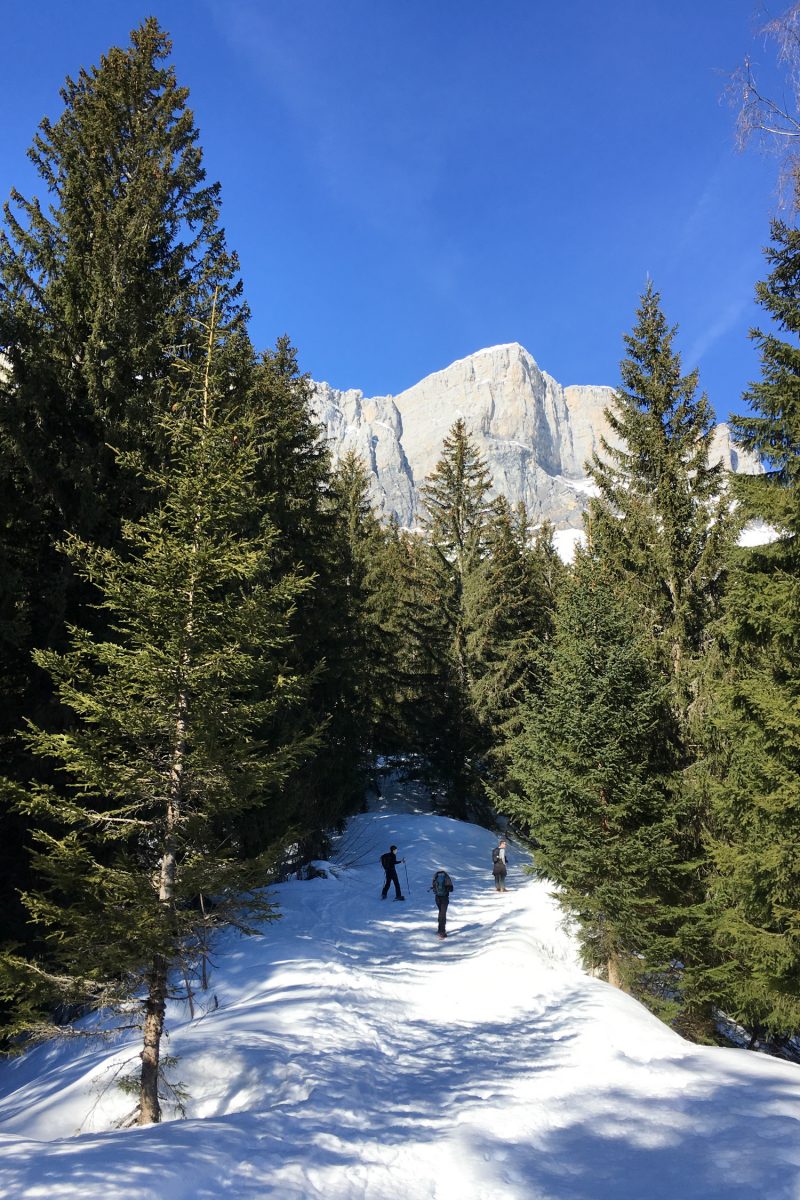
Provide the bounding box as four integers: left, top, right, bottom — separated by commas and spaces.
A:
139, 955, 167, 1124
607, 954, 623, 990
138, 678, 188, 1123
667, 575, 683, 680
139, 307, 214, 1126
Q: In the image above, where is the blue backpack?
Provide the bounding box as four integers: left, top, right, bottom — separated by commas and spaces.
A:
433, 870, 451, 897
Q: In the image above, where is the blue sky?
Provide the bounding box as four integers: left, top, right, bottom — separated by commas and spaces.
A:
1, 1, 791, 420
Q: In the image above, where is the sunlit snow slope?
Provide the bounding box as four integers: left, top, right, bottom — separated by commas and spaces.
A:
0, 776, 798, 1200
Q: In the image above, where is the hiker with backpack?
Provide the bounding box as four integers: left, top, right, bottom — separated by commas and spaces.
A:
491, 838, 508, 892
431, 868, 453, 938
380, 845, 405, 901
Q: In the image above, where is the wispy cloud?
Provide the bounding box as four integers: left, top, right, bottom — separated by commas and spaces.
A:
675, 174, 722, 257
684, 293, 752, 369
205, 0, 445, 241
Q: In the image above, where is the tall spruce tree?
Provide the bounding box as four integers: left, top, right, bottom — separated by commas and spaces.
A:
0, 19, 246, 939
247, 343, 365, 844
0, 316, 313, 1124
371, 519, 423, 755
0, 18, 243, 521
381, 525, 444, 760
328, 451, 407, 757
506, 551, 683, 993
0, 15, 244, 566
413, 420, 494, 810
469, 499, 560, 739
467, 499, 563, 819
587, 284, 733, 712
698, 218, 800, 1039
583, 286, 737, 1031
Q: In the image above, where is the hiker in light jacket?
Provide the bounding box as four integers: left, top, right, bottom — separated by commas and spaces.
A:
492, 838, 508, 892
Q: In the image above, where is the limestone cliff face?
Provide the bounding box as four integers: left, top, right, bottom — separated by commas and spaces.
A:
310, 343, 760, 530
310, 381, 415, 523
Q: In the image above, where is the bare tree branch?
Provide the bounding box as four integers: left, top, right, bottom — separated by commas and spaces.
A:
732, 3, 800, 208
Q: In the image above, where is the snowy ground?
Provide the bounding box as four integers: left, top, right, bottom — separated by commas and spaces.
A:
0, 779, 799, 1199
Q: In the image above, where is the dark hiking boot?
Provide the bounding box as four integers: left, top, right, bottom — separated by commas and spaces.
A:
394, 895, 405, 901
438, 932, 447, 939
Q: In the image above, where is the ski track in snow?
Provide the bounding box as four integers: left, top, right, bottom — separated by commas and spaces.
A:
0, 782, 798, 1199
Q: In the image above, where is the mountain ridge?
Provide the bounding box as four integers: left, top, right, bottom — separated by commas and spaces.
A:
310, 343, 760, 530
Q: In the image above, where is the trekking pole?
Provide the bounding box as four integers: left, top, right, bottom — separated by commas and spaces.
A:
403, 860, 411, 897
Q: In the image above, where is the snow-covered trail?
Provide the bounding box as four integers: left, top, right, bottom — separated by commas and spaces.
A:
0, 790, 799, 1200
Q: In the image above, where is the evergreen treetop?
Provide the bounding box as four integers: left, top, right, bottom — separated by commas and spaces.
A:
588, 283, 734, 689
0, 16, 246, 535
733, 219, 800, 531
420, 417, 494, 564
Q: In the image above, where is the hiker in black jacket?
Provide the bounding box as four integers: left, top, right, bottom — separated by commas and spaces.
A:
380, 845, 405, 900
431, 868, 453, 938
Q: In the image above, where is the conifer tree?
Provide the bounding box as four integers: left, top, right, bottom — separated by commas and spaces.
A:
379, 526, 444, 760
477, 507, 565, 815
581, 286, 738, 1030
0, 316, 313, 1124
419, 418, 494, 686
0, 18, 243, 530
698, 218, 800, 1038
468, 499, 560, 737
506, 551, 682, 992
0, 19, 246, 937
373, 519, 426, 754
413, 420, 494, 809
247, 344, 365, 841
0, 17, 244, 563
421, 419, 494, 562
328, 451, 407, 756
587, 284, 734, 711
251, 338, 332, 575
399, 533, 457, 765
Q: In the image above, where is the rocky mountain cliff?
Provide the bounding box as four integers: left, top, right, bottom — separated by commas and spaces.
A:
310, 343, 760, 530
